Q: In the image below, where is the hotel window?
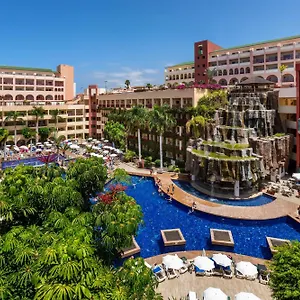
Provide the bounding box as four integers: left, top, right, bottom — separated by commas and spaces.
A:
281, 52, 294, 60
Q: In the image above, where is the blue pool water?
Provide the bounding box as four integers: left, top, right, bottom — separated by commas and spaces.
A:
173, 180, 274, 207
2, 155, 65, 169
114, 176, 300, 259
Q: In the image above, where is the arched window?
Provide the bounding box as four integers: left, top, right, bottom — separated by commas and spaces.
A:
26, 95, 34, 101
266, 75, 278, 83
188, 73, 191, 78
4, 94, 13, 100
173, 75, 176, 80
15, 94, 24, 100
176, 75, 179, 80
218, 79, 228, 86
229, 69, 233, 75
180, 74, 183, 79
36, 95, 44, 100
245, 67, 250, 74
234, 68, 239, 75
240, 68, 244, 74
218, 70, 222, 76
184, 74, 187, 79
192, 73, 194, 78
46, 95, 53, 100
240, 77, 248, 82
282, 74, 294, 82
229, 78, 239, 85
223, 69, 227, 76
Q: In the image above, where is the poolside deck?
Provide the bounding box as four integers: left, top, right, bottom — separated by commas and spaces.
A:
146, 250, 272, 300
156, 173, 298, 220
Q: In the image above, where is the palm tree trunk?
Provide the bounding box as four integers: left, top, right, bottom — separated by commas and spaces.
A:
30, 138, 32, 156
14, 123, 17, 146
125, 133, 128, 152
159, 134, 163, 170
35, 118, 39, 143
137, 128, 142, 162
4, 140, 7, 161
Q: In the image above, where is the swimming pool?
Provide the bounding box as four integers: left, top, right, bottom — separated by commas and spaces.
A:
114, 176, 300, 259
173, 179, 274, 207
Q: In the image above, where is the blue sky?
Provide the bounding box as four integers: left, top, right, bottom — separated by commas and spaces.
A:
2, 0, 300, 92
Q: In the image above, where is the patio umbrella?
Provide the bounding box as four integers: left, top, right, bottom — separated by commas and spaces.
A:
104, 139, 109, 143
235, 292, 261, 300
90, 153, 97, 157
110, 153, 118, 158
88, 138, 93, 141
212, 253, 232, 267
36, 149, 42, 153
92, 146, 99, 150
194, 256, 215, 271
103, 146, 110, 149
203, 287, 227, 300
292, 173, 300, 181
82, 142, 87, 145
20, 145, 29, 150
236, 261, 258, 277
70, 144, 80, 150
14, 146, 20, 152
103, 150, 109, 154
162, 255, 184, 270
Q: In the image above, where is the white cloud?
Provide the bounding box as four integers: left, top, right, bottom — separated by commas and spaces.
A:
93, 67, 159, 87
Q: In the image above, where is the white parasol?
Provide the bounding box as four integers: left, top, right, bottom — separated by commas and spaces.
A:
235, 292, 261, 300
194, 256, 215, 271
70, 144, 80, 150
203, 287, 227, 300
103, 150, 109, 154
212, 253, 232, 267
110, 153, 118, 158
236, 261, 258, 277
162, 255, 184, 270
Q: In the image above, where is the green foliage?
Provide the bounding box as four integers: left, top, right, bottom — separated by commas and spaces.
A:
273, 133, 286, 138
0, 128, 9, 144
192, 149, 255, 161
186, 116, 206, 138
154, 159, 161, 167
279, 64, 287, 74
66, 157, 107, 210
124, 150, 136, 162
0, 158, 160, 299
22, 127, 35, 140
125, 79, 130, 89
269, 241, 300, 300
113, 168, 132, 184
144, 156, 153, 168
104, 120, 126, 150
167, 165, 180, 173
201, 141, 250, 150
38, 127, 52, 142
146, 83, 153, 90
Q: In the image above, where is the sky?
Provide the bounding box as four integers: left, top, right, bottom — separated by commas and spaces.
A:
2, 0, 300, 93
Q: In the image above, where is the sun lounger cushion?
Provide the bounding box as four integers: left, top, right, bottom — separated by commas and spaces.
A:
153, 266, 162, 274
195, 266, 205, 273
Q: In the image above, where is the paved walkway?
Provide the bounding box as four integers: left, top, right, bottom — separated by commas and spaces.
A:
157, 173, 298, 220
146, 251, 272, 300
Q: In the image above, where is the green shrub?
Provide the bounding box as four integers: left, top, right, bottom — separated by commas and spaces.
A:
144, 156, 153, 168
154, 159, 161, 167
124, 150, 136, 162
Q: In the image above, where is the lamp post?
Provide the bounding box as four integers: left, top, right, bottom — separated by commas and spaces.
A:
105, 81, 108, 94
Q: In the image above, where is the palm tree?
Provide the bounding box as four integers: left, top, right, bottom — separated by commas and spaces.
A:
125, 79, 130, 89
146, 83, 153, 90
22, 127, 35, 155
186, 115, 206, 138
0, 128, 9, 161
149, 105, 176, 170
205, 68, 216, 84
30, 106, 45, 143
50, 109, 63, 138
131, 106, 148, 162
5, 111, 24, 146
279, 64, 287, 85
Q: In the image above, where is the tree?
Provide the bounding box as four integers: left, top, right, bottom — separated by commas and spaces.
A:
50, 109, 63, 137
104, 120, 126, 150
146, 83, 153, 90
5, 111, 24, 145
30, 106, 45, 143
130, 105, 148, 162
279, 64, 287, 84
269, 241, 300, 300
125, 79, 130, 89
38, 127, 52, 142
0, 128, 9, 161
186, 115, 206, 138
66, 157, 107, 210
22, 127, 36, 155
149, 105, 176, 170
205, 67, 216, 84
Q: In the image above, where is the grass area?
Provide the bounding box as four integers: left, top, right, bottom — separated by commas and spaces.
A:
201, 141, 249, 150
273, 133, 286, 138
192, 149, 256, 161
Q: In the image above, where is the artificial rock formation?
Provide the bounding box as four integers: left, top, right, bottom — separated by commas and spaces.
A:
186, 82, 292, 197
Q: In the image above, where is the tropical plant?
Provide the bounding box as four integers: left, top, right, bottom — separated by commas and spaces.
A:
148, 105, 176, 170
113, 168, 132, 184
186, 115, 206, 138
50, 109, 63, 137
5, 111, 24, 145
30, 106, 45, 143
0, 127, 9, 161
279, 64, 287, 84
38, 127, 52, 142
205, 67, 216, 84
104, 120, 126, 150
124, 150, 136, 162
125, 79, 131, 89
130, 105, 148, 161
269, 241, 300, 300
146, 83, 153, 90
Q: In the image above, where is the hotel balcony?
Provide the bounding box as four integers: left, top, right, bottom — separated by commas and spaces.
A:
280, 44, 294, 51
228, 53, 239, 59
253, 49, 265, 56
295, 43, 300, 50
265, 47, 278, 54
239, 52, 250, 58
210, 56, 218, 62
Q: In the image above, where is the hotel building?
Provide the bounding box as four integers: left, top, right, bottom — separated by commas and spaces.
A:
86, 86, 207, 163
0, 64, 90, 144
165, 35, 300, 164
